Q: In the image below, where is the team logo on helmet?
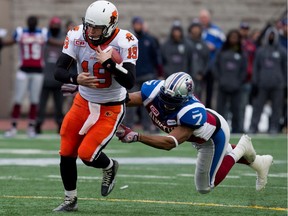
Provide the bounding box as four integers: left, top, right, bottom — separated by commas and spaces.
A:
186, 80, 193, 92
109, 10, 118, 25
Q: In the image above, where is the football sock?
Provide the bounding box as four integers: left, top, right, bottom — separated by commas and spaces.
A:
29, 104, 37, 121
231, 144, 250, 165
104, 159, 113, 170
65, 189, 77, 198
11, 104, 21, 119
60, 156, 77, 191
229, 143, 246, 162
81, 152, 111, 169
214, 155, 235, 186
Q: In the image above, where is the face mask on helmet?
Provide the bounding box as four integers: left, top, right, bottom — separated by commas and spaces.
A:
82, 19, 107, 46
157, 72, 194, 113
82, 1, 119, 46
158, 86, 188, 112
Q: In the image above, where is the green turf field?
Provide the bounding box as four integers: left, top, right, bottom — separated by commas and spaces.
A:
0, 133, 287, 216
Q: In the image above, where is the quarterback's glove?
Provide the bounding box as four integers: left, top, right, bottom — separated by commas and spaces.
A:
61, 83, 78, 96
116, 124, 139, 143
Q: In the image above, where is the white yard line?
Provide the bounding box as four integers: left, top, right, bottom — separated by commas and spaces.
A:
0, 195, 287, 212
0, 157, 198, 166
0, 148, 128, 155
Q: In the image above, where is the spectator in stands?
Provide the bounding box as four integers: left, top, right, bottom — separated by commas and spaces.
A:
0, 16, 52, 138
187, 19, 210, 101
239, 22, 257, 132
199, 9, 226, 109
35, 17, 64, 134
249, 27, 287, 134
123, 16, 162, 132
161, 20, 193, 78
214, 30, 246, 133
250, 29, 261, 46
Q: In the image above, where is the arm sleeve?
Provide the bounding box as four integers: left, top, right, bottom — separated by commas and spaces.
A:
102, 59, 135, 89
54, 53, 78, 84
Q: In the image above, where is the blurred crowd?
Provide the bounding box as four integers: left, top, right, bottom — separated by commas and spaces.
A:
0, 8, 287, 137
126, 9, 287, 135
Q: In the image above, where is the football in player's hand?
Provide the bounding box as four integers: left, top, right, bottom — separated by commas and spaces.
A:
99, 44, 122, 64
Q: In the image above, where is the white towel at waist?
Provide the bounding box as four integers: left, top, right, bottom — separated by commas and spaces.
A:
79, 102, 100, 135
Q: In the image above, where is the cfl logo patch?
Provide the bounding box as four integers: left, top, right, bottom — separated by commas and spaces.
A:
150, 105, 159, 116
74, 39, 86, 47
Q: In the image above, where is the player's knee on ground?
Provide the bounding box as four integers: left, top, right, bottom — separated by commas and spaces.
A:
196, 186, 212, 194
195, 172, 212, 194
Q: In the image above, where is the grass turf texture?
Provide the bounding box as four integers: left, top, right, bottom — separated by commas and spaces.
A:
0, 134, 287, 216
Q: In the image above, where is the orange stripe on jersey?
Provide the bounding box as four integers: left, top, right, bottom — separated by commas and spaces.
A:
103, 27, 120, 45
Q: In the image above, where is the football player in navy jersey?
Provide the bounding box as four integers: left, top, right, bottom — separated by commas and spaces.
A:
116, 72, 273, 194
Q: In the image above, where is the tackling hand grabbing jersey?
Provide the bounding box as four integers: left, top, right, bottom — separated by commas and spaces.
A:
116, 72, 273, 194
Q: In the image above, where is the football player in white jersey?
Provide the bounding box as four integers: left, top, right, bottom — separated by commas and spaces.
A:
117, 72, 273, 194
53, 1, 138, 212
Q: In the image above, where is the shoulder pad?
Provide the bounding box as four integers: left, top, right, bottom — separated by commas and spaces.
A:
177, 103, 207, 128
66, 25, 83, 39
117, 29, 138, 49
141, 80, 163, 104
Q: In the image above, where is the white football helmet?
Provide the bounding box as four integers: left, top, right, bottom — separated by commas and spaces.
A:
158, 72, 194, 111
83, 0, 118, 45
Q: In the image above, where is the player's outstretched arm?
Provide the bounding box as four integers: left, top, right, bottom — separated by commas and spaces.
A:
138, 126, 194, 150
126, 92, 143, 107
116, 124, 194, 151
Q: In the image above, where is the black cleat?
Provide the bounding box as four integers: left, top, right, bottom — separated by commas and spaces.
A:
53, 196, 78, 212
101, 159, 119, 196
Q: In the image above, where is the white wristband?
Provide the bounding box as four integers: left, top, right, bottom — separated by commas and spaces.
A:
167, 135, 179, 147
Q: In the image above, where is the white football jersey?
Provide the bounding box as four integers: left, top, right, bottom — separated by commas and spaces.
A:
62, 25, 138, 103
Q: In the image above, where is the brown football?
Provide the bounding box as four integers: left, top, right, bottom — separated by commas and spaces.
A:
99, 44, 123, 64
